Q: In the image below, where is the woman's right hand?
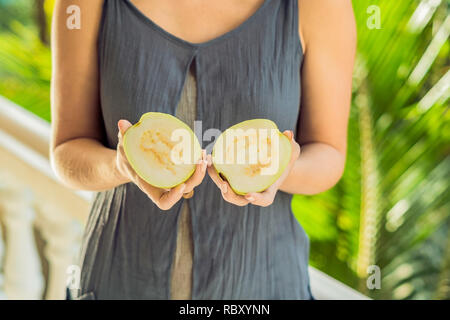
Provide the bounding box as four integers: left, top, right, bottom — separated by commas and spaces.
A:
115, 119, 207, 210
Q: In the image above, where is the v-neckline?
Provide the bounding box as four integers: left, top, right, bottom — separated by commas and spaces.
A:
123, 0, 270, 48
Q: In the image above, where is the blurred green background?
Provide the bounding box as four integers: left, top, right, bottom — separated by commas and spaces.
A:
0, 0, 448, 299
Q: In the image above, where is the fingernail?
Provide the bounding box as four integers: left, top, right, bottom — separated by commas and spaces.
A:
222, 184, 227, 193
246, 195, 255, 201
180, 184, 186, 192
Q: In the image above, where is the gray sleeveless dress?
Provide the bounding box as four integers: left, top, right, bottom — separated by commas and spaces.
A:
76, 0, 312, 299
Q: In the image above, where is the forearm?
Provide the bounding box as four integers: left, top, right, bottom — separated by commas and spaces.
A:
51, 138, 130, 191
279, 142, 345, 195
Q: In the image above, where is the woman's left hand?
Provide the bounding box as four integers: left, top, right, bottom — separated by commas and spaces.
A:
207, 130, 301, 207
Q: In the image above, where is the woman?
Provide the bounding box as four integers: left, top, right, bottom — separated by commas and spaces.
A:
51, 0, 356, 299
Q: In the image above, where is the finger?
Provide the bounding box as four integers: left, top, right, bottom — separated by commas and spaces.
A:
158, 183, 186, 210
134, 176, 163, 201
182, 190, 194, 199
117, 120, 133, 143
282, 130, 294, 141
206, 158, 249, 205
283, 130, 301, 160
201, 149, 207, 161
135, 176, 176, 207
206, 154, 213, 167
184, 151, 207, 191
135, 175, 182, 210
221, 181, 249, 206
245, 191, 275, 207
207, 164, 228, 193
118, 119, 132, 135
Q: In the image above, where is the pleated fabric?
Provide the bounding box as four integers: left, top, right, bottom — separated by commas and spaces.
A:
77, 0, 312, 299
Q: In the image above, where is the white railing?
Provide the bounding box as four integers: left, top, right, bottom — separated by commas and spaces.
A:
0, 95, 368, 300
0, 96, 91, 300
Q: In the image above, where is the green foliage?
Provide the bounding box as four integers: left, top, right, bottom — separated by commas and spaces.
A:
294, 0, 450, 299
0, 0, 51, 121
0, 0, 35, 31
0, 0, 449, 299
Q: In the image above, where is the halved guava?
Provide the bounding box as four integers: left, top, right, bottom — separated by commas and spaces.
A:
123, 112, 202, 189
212, 119, 292, 195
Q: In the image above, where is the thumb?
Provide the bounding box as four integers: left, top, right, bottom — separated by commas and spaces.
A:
118, 120, 132, 136
283, 130, 294, 140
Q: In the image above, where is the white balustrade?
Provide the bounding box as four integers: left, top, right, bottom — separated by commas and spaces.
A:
35, 202, 83, 300
0, 96, 91, 300
0, 184, 44, 299
0, 206, 6, 299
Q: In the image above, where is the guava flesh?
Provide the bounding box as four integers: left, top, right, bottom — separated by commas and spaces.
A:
123, 112, 202, 189
212, 119, 292, 195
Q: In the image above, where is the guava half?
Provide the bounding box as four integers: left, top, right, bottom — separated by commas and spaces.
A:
123, 112, 202, 189
212, 119, 292, 195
